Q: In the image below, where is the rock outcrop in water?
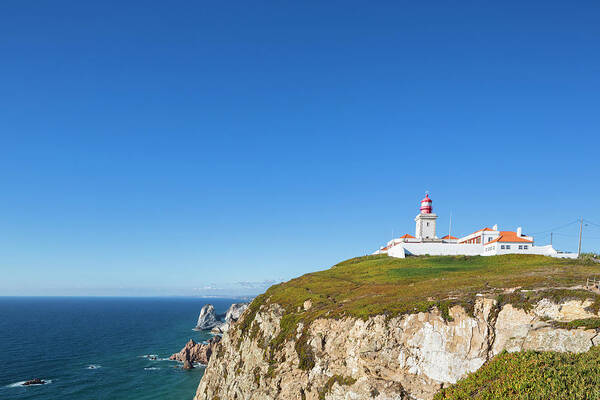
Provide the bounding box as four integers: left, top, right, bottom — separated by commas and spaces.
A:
171, 336, 221, 365
194, 304, 219, 330
23, 378, 46, 386
183, 359, 194, 370
195, 297, 600, 400
210, 302, 250, 334
194, 303, 250, 332
225, 303, 249, 323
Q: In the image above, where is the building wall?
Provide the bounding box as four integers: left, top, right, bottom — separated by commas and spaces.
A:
387, 242, 578, 259
415, 214, 437, 239
388, 243, 483, 258
459, 230, 500, 244
483, 242, 533, 256
482, 231, 500, 244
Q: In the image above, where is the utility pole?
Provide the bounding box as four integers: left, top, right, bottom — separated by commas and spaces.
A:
449, 212, 452, 238
578, 217, 583, 257
550, 232, 553, 247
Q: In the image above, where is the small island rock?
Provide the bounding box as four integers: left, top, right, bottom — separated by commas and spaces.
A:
182, 358, 194, 370
194, 304, 219, 330
170, 336, 221, 365
23, 378, 45, 386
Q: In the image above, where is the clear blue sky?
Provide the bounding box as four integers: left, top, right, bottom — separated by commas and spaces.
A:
1, 1, 599, 296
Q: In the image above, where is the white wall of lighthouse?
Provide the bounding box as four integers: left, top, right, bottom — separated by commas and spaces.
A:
415, 194, 438, 240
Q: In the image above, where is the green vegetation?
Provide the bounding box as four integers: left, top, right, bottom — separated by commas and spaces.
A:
253, 366, 261, 386
295, 332, 316, 370
580, 252, 600, 265
234, 254, 600, 370
318, 375, 357, 400
553, 317, 600, 330
434, 347, 600, 399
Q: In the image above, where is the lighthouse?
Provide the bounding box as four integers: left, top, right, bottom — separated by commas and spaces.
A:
415, 193, 438, 240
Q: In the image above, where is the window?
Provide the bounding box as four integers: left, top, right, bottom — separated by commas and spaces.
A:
488, 237, 492, 242
426, 222, 429, 226
501, 245, 505, 249
506, 245, 511, 249
524, 245, 528, 249
518, 245, 523, 250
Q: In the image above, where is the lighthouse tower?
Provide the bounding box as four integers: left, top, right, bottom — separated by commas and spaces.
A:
415, 193, 438, 240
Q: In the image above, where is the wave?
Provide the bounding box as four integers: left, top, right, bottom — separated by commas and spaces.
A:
144, 367, 160, 370
139, 354, 159, 360
139, 354, 176, 362
6, 379, 53, 388
86, 365, 102, 369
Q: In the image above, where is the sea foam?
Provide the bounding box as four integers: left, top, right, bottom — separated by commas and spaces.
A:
6, 379, 53, 388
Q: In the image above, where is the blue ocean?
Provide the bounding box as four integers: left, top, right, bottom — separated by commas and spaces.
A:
0, 297, 238, 400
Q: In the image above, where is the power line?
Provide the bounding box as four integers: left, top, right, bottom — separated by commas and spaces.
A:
530, 219, 580, 235
584, 219, 600, 229
551, 232, 600, 239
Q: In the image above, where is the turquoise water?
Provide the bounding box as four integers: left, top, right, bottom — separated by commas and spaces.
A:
0, 297, 237, 400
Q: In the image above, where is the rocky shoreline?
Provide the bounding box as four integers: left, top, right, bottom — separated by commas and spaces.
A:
170, 337, 221, 366
171, 302, 249, 369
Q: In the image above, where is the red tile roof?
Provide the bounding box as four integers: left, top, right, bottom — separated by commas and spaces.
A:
459, 228, 495, 243
441, 235, 458, 239
470, 227, 495, 235
485, 231, 533, 245
381, 234, 416, 251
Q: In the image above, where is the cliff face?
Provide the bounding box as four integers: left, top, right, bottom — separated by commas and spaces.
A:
195, 297, 600, 400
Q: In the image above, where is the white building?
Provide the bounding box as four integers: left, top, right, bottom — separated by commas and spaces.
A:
374, 194, 577, 259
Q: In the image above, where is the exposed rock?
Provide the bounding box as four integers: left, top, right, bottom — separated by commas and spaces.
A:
303, 299, 312, 311
183, 359, 194, 370
194, 304, 219, 330
171, 336, 221, 365
534, 298, 597, 322
194, 303, 249, 332
195, 297, 600, 400
225, 302, 249, 324
493, 303, 598, 355
23, 378, 45, 386
210, 322, 228, 335
209, 303, 249, 334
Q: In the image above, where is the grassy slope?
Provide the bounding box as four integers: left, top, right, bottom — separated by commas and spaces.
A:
434, 348, 600, 400
251, 254, 599, 323
237, 254, 600, 371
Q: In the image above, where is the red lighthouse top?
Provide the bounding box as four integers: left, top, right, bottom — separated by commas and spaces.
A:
420, 193, 433, 214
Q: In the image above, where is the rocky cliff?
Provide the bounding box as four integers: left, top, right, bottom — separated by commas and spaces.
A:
193, 255, 600, 400
195, 296, 599, 400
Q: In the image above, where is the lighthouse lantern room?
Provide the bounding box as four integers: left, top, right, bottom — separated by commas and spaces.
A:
415, 193, 438, 240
